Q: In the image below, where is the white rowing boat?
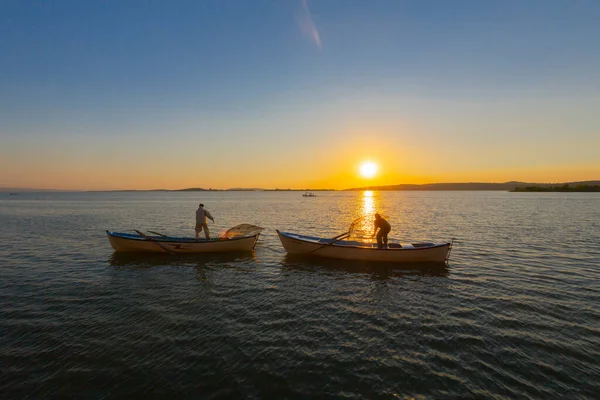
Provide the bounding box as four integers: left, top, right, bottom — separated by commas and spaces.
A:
106, 224, 263, 254
276, 230, 453, 263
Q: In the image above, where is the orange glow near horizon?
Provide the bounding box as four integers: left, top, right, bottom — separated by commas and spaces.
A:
2, 145, 600, 191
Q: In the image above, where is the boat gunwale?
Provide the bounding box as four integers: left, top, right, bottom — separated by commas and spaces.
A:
276, 230, 450, 251
106, 230, 260, 243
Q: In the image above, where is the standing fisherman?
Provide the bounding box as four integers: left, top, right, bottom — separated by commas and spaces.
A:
373, 213, 391, 248
195, 203, 215, 240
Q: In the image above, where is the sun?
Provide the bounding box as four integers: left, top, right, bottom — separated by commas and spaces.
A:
359, 161, 378, 178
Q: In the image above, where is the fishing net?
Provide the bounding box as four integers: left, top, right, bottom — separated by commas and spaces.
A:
219, 224, 264, 239
347, 214, 389, 241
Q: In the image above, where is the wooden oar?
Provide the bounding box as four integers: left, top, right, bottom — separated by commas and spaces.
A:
134, 229, 175, 254
308, 231, 350, 253
147, 230, 168, 237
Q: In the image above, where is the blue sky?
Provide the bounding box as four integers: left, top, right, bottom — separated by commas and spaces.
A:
1, 0, 599, 189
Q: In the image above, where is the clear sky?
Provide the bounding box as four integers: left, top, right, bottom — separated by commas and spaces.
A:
1, 0, 599, 190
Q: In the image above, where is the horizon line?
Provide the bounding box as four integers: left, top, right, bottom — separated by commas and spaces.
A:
2, 179, 599, 193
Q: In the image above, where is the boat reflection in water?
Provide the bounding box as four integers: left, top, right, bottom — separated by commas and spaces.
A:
281, 254, 449, 279
108, 251, 257, 269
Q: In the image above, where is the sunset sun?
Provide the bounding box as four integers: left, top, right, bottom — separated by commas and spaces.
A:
359, 162, 378, 178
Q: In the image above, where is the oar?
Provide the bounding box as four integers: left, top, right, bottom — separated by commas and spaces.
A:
148, 230, 168, 237
308, 231, 350, 253
134, 229, 175, 254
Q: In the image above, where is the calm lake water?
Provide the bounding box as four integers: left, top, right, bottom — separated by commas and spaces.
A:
1, 190, 599, 399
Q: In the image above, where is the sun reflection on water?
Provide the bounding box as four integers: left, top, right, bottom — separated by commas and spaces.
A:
349, 190, 379, 241
362, 190, 374, 214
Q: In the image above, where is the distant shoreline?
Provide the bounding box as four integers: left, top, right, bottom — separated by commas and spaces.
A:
510, 185, 600, 192
2, 180, 599, 193
84, 188, 338, 193
345, 180, 600, 191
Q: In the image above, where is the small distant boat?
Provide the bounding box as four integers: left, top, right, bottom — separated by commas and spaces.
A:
276, 231, 453, 263
302, 192, 317, 197
107, 224, 263, 254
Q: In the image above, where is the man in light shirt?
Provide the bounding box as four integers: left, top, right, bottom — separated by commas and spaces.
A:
195, 203, 215, 240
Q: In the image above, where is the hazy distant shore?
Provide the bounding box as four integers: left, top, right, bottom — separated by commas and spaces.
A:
510, 184, 600, 192
347, 180, 600, 191
2, 180, 599, 193
84, 188, 338, 193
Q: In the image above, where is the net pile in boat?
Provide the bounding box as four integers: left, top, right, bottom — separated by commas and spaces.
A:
219, 224, 264, 239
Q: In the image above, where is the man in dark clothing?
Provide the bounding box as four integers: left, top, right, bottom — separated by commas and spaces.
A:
373, 213, 391, 248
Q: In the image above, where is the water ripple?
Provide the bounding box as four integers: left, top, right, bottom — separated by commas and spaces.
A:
1, 191, 599, 398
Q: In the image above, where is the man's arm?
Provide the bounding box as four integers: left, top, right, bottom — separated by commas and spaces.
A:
206, 211, 215, 222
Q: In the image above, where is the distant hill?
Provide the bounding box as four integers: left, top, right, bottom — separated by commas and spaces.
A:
511, 183, 600, 192
264, 188, 336, 192
6, 181, 600, 193
0, 187, 75, 192
176, 188, 268, 191
345, 181, 600, 191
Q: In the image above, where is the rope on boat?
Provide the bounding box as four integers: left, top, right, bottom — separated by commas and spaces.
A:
446, 237, 456, 262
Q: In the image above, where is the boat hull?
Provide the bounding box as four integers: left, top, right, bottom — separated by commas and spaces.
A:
107, 231, 260, 253
277, 230, 451, 263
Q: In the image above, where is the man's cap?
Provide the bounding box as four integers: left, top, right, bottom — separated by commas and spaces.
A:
199, 203, 204, 207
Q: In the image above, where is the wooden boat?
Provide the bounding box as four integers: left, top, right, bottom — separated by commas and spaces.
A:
107, 225, 263, 254
302, 192, 317, 197
276, 230, 453, 263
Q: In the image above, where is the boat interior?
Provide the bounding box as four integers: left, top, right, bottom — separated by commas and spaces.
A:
108, 231, 235, 242
283, 232, 440, 249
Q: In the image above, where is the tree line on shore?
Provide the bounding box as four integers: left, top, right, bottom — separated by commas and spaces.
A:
510, 184, 600, 192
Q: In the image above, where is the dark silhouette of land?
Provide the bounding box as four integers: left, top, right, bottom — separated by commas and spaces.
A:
0, 187, 75, 193
3, 181, 600, 193
345, 180, 600, 191
510, 184, 600, 192
84, 188, 336, 192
